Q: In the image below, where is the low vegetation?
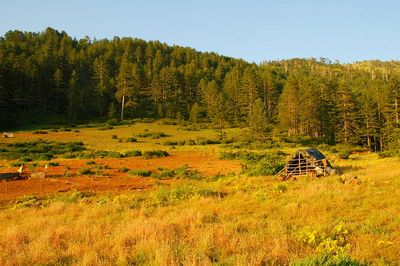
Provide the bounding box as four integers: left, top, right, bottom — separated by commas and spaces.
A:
0, 122, 398, 265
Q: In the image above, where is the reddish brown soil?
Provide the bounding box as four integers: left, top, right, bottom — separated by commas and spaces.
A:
0, 151, 241, 202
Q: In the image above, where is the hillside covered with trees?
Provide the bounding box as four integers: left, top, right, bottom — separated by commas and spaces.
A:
1, 28, 400, 153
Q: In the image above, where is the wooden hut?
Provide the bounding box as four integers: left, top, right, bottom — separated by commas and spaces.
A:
276, 148, 335, 178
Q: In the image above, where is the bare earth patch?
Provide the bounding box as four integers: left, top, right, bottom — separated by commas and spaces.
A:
0, 151, 241, 201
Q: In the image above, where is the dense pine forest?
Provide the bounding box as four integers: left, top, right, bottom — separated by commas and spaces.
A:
1, 28, 399, 153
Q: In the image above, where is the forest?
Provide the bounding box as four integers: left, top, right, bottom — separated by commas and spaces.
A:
1, 28, 399, 154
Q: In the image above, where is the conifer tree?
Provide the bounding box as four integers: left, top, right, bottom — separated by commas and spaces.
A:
248, 98, 270, 139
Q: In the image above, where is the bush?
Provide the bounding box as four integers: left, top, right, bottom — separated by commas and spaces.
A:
20, 157, 33, 162
125, 150, 142, 157
91, 150, 124, 158
32, 130, 48, 134
106, 119, 120, 126
1, 141, 86, 161
118, 167, 130, 173
86, 160, 96, 165
275, 183, 288, 193
79, 168, 95, 175
48, 162, 60, 167
163, 140, 178, 146
220, 150, 286, 176
126, 137, 137, 142
12, 195, 42, 208
195, 138, 221, 145
160, 120, 177, 125
142, 150, 169, 159
174, 165, 202, 180
10, 162, 23, 167
128, 169, 152, 177
152, 169, 176, 179
136, 132, 169, 139
338, 150, 350, 159
111, 134, 118, 139
99, 126, 114, 130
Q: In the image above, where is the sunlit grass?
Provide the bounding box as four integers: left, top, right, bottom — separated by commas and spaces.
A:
0, 123, 399, 264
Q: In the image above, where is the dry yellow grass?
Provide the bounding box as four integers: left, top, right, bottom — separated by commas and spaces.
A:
0, 124, 399, 265
3, 122, 242, 152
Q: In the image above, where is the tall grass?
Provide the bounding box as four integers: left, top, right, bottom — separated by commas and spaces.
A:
0, 154, 399, 264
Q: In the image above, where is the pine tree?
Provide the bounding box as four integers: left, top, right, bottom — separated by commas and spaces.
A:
248, 98, 270, 140
53, 68, 64, 113
335, 80, 360, 144
92, 58, 111, 116
224, 67, 244, 124
278, 74, 301, 136
68, 70, 78, 120
189, 103, 200, 124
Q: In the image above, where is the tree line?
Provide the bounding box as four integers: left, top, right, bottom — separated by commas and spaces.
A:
0, 28, 399, 153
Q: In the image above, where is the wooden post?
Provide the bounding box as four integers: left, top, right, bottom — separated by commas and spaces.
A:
298, 155, 301, 175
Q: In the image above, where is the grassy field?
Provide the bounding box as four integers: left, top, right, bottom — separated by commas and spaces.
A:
0, 122, 399, 265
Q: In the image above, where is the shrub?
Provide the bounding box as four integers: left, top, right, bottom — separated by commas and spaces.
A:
37, 153, 54, 161
128, 169, 152, 177
160, 120, 177, 125
118, 167, 130, 173
99, 126, 114, 130
220, 150, 286, 176
338, 150, 350, 159
12, 195, 42, 208
244, 156, 285, 176
275, 183, 288, 193
125, 150, 142, 157
136, 132, 169, 139
106, 119, 120, 126
86, 160, 96, 165
142, 150, 169, 159
195, 138, 221, 145
32, 130, 48, 134
174, 165, 202, 180
126, 137, 137, 142
163, 140, 178, 146
48, 162, 60, 167
79, 168, 95, 175
111, 134, 118, 139
152, 169, 176, 179
91, 150, 124, 158
20, 157, 33, 162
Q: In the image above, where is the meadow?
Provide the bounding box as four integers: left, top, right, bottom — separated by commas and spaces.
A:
0, 121, 399, 265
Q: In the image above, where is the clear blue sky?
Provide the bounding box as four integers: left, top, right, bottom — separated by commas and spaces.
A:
1, 0, 399, 63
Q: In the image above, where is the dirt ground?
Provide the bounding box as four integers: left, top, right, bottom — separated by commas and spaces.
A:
0, 151, 241, 201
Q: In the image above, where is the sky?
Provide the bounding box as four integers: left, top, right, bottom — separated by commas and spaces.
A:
1, 0, 399, 63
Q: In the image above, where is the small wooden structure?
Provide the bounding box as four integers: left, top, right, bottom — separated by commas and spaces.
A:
276, 148, 335, 179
